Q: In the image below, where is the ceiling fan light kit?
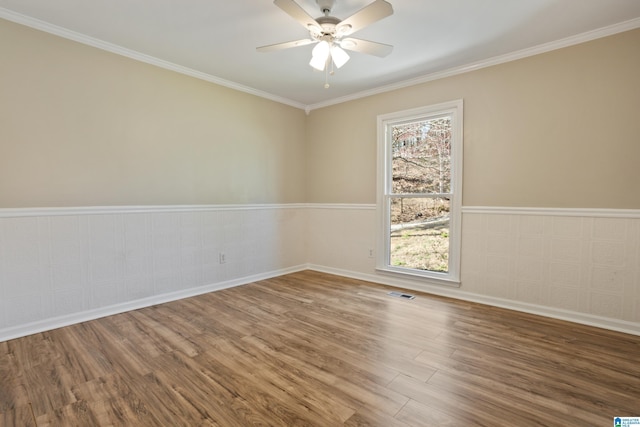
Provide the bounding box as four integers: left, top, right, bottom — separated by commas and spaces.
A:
310, 40, 330, 70
330, 44, 350, 68
257, 0, 394, 88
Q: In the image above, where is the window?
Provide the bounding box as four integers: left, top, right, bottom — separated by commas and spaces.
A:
376, 100, 463, 284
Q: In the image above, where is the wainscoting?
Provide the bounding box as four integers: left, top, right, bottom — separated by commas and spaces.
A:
0, 205, 307, 341
461, 207, 640, 324
306, 204, 640, 336
2, 204, 640, 341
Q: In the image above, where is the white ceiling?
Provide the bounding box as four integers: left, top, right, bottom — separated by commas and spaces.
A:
2, 0, 640, 110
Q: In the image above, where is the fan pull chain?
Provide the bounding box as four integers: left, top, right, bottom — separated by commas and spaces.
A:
324, 58, 330, 88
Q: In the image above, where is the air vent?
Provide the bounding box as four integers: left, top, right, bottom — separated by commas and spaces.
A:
388, 291, 415, 300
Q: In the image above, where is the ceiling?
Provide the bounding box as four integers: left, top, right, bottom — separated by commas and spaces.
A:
2, 0, 640, 110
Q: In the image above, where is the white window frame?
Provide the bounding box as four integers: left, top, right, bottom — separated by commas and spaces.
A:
376, 99, 463, 285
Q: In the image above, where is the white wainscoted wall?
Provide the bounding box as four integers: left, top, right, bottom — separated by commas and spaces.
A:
460, 207, 640, 325
306, 204, 640, 336
0, 205, 307, 341
2, 203, 640, 341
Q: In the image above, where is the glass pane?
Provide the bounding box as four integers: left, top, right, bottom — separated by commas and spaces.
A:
389, 197, 450, 273
391, 116, 451, 194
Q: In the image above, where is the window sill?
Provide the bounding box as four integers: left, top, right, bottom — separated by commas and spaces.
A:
375, 266, 461, 288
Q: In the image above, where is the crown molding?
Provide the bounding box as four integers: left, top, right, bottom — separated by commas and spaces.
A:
305, 17, 640, 112
2, 7, 638, 113
0, 8, 307, 111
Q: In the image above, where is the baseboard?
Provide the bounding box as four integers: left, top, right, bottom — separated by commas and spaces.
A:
0, 264, 307, 342
306, 264, 640, 337
3, 262, 638, 341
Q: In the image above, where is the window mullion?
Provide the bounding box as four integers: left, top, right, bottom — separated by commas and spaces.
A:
389, 193, 453, 198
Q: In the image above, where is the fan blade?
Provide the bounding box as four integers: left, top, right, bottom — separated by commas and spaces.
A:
339, 38, 393, 57
257, 39, 317, 53
336, 0, 393, 36
273, 0, 322, 33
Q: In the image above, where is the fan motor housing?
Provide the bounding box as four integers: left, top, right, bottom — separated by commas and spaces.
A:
316, 15, 341, 34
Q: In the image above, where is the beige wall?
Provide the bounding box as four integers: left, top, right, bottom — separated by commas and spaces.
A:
2, 18, 639, 209
305, 29, 640, 208
0, 19, 307, 208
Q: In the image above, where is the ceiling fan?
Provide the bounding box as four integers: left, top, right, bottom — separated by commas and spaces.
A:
257, 0, 393, 84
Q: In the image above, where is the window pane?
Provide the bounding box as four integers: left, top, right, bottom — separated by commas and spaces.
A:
390, 197, 450, 272
391, 116, 451, 194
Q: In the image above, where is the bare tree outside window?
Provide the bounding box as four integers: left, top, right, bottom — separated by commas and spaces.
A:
389, 116, 452, 272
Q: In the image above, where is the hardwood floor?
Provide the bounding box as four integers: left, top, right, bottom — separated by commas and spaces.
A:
1, 270, 639, 426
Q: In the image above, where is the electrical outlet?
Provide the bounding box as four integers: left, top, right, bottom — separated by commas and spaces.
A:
219, 252, 226, 264
368, 248, 374, 258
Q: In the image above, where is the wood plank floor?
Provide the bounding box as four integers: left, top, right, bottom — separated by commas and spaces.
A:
1, 270, 639, 426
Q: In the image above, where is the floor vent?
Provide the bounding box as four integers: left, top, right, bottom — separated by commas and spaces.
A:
388, 291, 415, 300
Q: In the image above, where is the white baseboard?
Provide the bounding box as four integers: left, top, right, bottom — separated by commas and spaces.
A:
0, 265, 307, 342
306, 264, 640, 337
3, 263, 638, 341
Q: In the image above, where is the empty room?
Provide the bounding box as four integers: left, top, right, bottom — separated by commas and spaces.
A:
1, 0, 640, 425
